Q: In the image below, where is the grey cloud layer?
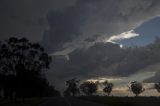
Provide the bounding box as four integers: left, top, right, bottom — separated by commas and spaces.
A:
42, 0, 160, 53
49, 39, 160, 90
1, 0, 160, 52
52, 40, 160, 78
0, 0, 76, 41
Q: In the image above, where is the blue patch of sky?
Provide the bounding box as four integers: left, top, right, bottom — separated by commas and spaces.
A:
119, 17, 160, 46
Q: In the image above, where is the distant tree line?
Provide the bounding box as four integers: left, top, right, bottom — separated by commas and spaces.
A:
64, 78, 114, 96
0, 37, 60, 101
64, 78, 160, 97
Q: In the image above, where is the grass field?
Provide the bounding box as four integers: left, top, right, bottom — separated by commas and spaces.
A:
0, 97, 47, 106
79, 96, 160, 106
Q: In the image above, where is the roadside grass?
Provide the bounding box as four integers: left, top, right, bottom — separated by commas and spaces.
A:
0, 97, 47, 106
78, 96, 160, 106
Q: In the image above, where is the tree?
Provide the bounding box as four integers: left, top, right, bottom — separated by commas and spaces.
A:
155, 82, 160, 92
65, 78, 79, 96
0, 41, 4, 92
103, 80, 113, 96
80, 81, 97, 96
0, 37, 52, 100
128, 81, 145, 97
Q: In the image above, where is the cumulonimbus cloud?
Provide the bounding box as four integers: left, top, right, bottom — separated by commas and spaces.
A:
42, 0, 160, 54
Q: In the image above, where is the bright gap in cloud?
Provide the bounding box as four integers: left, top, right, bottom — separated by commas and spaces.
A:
106, 30, 139, 42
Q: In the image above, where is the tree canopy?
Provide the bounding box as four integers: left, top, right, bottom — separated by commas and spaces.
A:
128, 81, 145, 97
64, 78, 79, 96
103, 80, 113, 96
0, 37, 59, 100
80, 81, 98, 96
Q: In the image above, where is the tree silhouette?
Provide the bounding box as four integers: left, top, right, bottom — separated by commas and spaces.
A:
103, 80, 113, 96
128, 81, 145, 97
155, 82, 160, 92
80, 81, 97, 96
0, 41, 4, 92
0, 37, 52, 100
64, 78, 79, 96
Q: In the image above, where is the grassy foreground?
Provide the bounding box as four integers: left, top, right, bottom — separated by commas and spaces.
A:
78, 96, 160, 106
0, 97, 47, 106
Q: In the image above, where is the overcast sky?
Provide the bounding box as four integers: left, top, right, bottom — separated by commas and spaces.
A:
1, 0, 160, 53
1, 0, 160, 95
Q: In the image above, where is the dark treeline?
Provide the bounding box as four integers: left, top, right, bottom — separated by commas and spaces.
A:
64, 78, 113, 97
0, 37, 60, 101
64, 78, 160, 97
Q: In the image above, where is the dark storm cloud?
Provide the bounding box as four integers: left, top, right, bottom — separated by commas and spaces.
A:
0, 0, 76, 42
49, 38, 160, 91
42, 7, 87, 52
1, 0, 160, 52
49, 42, 123, 78
42, 0, 96, 52
42, 0, 160, 53
85, 34, 101, 42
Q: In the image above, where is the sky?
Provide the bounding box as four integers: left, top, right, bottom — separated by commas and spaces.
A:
1, 0, 160, 96
120, 17, 160, 46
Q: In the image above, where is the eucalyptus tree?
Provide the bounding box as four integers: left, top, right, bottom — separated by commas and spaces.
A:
80, 81, 98, 96
0, 37, 52, 100
65, 78, 80, 96
128, 81, 145, 97
103, 80, 113, 96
